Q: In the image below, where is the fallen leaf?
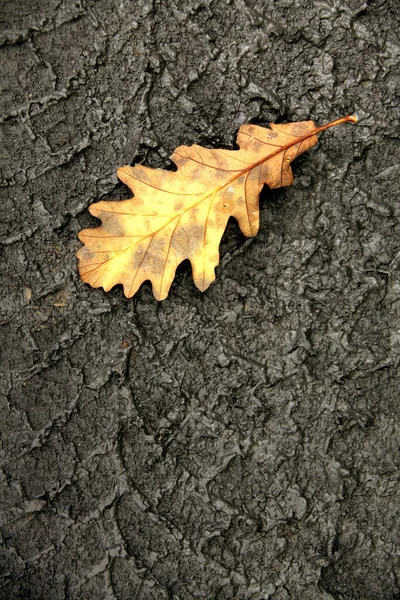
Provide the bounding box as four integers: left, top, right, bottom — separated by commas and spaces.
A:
77, 115, 356, 300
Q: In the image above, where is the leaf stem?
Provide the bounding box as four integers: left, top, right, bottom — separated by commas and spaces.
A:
314, 115, 358, 135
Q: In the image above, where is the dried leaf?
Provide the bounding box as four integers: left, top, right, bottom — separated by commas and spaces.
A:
77, 115, 356, 300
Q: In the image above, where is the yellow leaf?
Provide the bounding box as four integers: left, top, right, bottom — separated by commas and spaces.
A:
77, 116, 356, 300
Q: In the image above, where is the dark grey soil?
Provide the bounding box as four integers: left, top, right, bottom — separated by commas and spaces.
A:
1, 0, 399, 598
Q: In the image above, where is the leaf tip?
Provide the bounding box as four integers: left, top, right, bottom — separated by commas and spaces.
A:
117, 165, 131, 176
152, 288, 169, 302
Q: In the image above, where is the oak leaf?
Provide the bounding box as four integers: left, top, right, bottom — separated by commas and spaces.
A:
77, 116, 356, 300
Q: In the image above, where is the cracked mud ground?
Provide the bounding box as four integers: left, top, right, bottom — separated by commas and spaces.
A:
0, 0, 399, 598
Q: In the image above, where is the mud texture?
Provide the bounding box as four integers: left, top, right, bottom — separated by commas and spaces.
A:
1, 0, 399, 599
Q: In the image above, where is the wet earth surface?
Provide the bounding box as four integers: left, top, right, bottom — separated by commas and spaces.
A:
1, 0, 399, 598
